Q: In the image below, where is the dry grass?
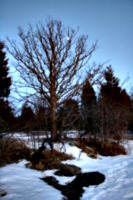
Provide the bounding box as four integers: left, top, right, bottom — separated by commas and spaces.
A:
75, 139, 98, 158
0, 137, 31, 167
26, 148, 74, 171
0, 136, 74, 171
76, 138, 126, 157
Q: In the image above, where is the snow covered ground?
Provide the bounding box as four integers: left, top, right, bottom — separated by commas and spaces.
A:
0, 139, 133, 200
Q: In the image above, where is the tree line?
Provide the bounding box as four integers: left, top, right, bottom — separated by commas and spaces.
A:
0, 18, 133, 142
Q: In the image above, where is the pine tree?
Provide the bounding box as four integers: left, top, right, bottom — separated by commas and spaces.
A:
100, 66, 121, 104
0, 41, 12, 132
20, 102, 34, 130
100, 66, 131, 107
81, 80, 96, 133
82, 80, 96, 106
99, 65, 131, 141
0, 42, 11, 98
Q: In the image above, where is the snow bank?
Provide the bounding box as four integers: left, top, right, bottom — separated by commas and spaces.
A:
0, 141, 133, 200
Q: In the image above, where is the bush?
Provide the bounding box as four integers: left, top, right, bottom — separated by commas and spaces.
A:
0, 137, 31, 167
75, 139, 98, 158
77, 138, 126, 156
26, 149, 74, 171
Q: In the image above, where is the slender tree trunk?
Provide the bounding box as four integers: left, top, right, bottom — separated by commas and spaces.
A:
101, 107, 104, 142
51, 94, 57, 140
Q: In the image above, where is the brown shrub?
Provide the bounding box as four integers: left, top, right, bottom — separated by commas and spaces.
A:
26, 149, 74, 171
75, 139, 98, 158
0, 137, 31, 167
77, 138, 126, 156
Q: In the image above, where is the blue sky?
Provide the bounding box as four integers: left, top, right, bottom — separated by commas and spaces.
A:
0, 0, 133, 93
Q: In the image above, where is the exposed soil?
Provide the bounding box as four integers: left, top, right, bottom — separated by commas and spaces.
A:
41, 171, 105, 200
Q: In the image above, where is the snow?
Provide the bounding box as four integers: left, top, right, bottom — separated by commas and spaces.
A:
0, 138, 133, 200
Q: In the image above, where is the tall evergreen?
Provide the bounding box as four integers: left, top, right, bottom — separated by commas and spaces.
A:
20, 102, 34, 129
100, 66, 131, 106
0, 42, 11, 98
81, 80, 96, 106
81, 80, 96, 132
99, 65, 131, 140
0, 41, 12, 132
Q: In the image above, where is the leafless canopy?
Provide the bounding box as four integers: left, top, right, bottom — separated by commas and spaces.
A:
6, 18, 98, 139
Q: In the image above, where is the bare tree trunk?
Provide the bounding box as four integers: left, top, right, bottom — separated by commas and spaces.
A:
101, 106, 104, 142
50, 94, 56, 140
6, 18, 100, 142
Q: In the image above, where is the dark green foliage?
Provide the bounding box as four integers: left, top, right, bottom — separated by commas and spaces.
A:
0, 41, 13, 132
20, 102, 34, 131
0, 99, 14, 129
101, 67, 120, 103
81, 80, 96, 106
128, 108, 133, 132
81, 80, 96, 132
99, 65, 132, 140
128, 91, 133, 132
101, 66, 131, 106
0, 42, 11, 98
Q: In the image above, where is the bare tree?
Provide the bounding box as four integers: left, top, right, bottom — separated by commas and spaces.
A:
6, 18, 98, 139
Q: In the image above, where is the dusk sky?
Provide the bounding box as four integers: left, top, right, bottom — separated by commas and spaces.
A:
0, 0, 133, 92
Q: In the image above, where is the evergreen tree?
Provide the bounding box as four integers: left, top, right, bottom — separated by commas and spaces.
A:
20, 102, 34, 132
0, 42, 11, 98
81, 80, 96, 132
99, 65, 131, 140
128, 88, 133, 132
81, 80, 96, 106
100, 66, 131, 107
0, 41, 12, 132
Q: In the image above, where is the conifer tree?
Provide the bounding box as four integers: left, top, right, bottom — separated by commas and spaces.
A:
0, 42, 11, 98
99, 65, 131, 141
82, 80, 96, 106
20, 102, 34, 131
81, 80, 96, 133
0, 41, 12, 132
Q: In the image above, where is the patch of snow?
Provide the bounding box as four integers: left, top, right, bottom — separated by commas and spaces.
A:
0, 160, 65, 200
0, 135, 133, 200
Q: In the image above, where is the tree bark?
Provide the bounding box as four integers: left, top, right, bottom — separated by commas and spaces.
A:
50, 92, 56, 140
